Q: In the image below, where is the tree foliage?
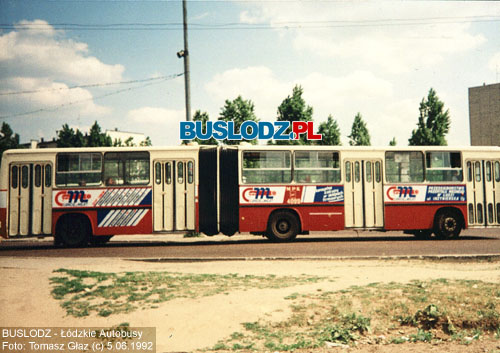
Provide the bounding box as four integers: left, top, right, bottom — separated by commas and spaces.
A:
0, 122, 20, 157
190, 110, 218, 145
275, 85, 314, 145
317, 115, 342, 146
409, 88, 450, 146
219, 96, 259, 145
348, 113, 371, 146
57, 121, 112, 147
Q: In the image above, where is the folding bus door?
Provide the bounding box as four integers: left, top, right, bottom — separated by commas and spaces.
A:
466, 160, 500, 226
9, 162, 52, 236
344, 159, 384, 229
153, 159, 195, 232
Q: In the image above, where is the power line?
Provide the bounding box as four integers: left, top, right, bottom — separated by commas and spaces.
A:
0, 73, 183, 120
0, 74, 182, 96
2, 16, 499, 31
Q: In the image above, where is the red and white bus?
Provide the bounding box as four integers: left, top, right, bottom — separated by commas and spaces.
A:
0, 145, 499, 245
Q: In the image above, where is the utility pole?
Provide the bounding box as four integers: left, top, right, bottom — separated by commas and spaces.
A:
180, 0, 192, 121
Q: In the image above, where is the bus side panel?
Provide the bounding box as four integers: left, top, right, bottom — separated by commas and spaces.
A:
384, 204, 467, 230
52, 187, 153, 236
0, 189, 6, 238
239, 206, 345, 232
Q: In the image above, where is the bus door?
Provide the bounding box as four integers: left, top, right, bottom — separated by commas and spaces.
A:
466, 160, 500, 226
8, 162, 52, 236
153, 160, 195, 231
344, 160, 384, 228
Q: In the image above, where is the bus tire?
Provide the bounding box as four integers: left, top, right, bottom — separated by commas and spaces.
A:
266, 211, 299, 242
56, 214, 91, 247
434, 210, 461, 239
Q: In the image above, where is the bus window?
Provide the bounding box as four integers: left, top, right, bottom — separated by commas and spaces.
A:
294, 151, 340, 183
57, 153, 102, 187
486, 161, 492, 182
177, 162, 184, 184
488, 204, 493, 224
155, 162, 161, 184
425, 152, 462, 182
354, 162, 360, 183
477, 204, 483, 224
496, 162, 500, 182
385, 151, 424, 183
375, 162, 381, 183
366, 161, 372, 183
467, 162, 472, 182
35, 165, 42, 188
11, 166, 18, 189
45, 165, 52, 187
242, 151, 291, 184
166, 163, 172, 184
475, 162, 481, 182
21, 166, 29, 188
188, 161, 194, 184
345, 161, 351, 183
104, 152, 149, 186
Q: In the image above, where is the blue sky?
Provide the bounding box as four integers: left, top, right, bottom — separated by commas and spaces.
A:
1, 0, 499, 146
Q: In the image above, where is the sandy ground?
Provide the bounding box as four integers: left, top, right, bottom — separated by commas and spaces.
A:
1, 254, 500, 352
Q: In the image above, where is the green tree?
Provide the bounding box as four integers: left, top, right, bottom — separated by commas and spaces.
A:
57, 124, 85, 147
0, 122, 20, 156
140, 136, 152, 146
87, 121, 112, 147
186, 110, 218, 145
317, 115, 342, 145
219, 96, 259, 145
275, 85, 314, 145
348, 113, 371, 146
389, 137, 397, 146
409, 88, 450, 146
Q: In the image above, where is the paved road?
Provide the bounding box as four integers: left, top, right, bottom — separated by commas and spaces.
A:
1, 229, 499, 259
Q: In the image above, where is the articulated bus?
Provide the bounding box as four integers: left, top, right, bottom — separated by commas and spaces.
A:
0, 145, 499, 246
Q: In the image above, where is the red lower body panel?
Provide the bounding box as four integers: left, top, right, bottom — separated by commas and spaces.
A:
239, 205, 345, 232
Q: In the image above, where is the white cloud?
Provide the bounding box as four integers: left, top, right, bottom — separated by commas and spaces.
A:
489, 52, 500, 73
205, 66, 412, 145
0, 20, 124, 119
127, 106, 185, 145
240, 2, 489, 73
128, 107, 184, 124
0, 20, 124, 83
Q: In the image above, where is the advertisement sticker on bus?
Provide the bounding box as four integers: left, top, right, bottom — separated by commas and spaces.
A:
240, 186, 286, 204
53, 188, 152, 208
385, 185, 466, 203
302, 186, 344, 203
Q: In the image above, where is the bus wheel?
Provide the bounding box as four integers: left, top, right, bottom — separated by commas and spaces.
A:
266, 211, 299, 242
56, 215, 91, 247
434, 211, 461, 239
412, 230, 433, 240
91, 236, 113, 245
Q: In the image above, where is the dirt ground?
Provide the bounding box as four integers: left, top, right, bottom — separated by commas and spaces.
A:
1, 256, 499, 353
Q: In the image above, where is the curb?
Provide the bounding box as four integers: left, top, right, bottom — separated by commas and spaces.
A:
127, 254, 500, 263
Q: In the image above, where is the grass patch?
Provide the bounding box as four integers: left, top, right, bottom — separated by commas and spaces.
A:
50, 269, 324, 317
211, 279, 499, 351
